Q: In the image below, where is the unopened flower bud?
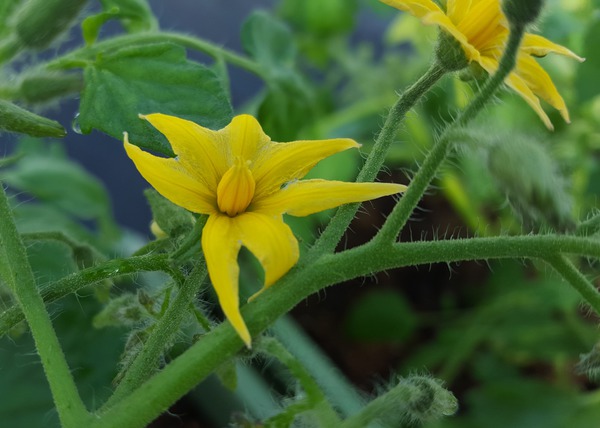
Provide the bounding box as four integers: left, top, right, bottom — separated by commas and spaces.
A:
14, 0, 88, 50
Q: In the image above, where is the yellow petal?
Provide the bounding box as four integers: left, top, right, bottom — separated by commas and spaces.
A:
252, 179, 407, 217
423, 11, 481, 62
379, 0, 442, 18
514, 55, 570, 123
252, 138, 360, 199
201, 214, 250, 347
234, 212, 299, 299
224, 114, 270, 163
139, 113, 228, 190
447, 0, 472, 25
505, 71, 554, 130
521, 34, 585, 62
124, 135, 217, 214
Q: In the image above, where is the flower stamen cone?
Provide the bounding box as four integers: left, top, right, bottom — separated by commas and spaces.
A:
217, 158, 256, 216
125, 113, 406, 347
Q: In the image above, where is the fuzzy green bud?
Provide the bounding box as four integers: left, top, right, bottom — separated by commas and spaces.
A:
19, 72, 82, 104
14, 0, 88, 50
435, 30, 470, 72
0, 99, 65, 137
502, 0, 545, 27
488, 134, 574, 232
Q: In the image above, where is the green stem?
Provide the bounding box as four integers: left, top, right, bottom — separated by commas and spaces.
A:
308, 61, 447, 258
259, 337, 342, 426
102, 259, 208, 410
374, 22, 526, 245
169, 215, 207, 262
576, 212, 600, 236
22, 231, 106, 263
544, 254, 600, 315
44, 32, 264, 77
0, 185, 89, 426
0, 254, 176, 336
90, 233, 600, 428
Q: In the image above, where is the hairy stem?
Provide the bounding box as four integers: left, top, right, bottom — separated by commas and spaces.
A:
90, 233, 600, 428
0, 185, 89, 426
308, 61, 447, 258
374, 22, 526, 244
45, 32, 264, 77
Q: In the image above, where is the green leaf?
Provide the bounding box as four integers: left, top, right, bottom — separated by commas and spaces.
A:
78, 42, 233, 155
81, 7, 120, 46
0, 99, 65, 137
575, 15, 600, 104
99, 0, 158, 33
1, 149, 111, 221
279, 0, 357, 36
256, 71, 317, 140
241, 10, 296, 69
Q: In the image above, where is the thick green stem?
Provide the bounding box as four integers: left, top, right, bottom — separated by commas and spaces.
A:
0, 254, 177, 336
544, 254, 600, 315
0, 185, 89, 426
45, 32, 264, 77
374, 22, 526, 245
308, 61, 447, 258
90, 233, 600, 428
102, 259, 208, 410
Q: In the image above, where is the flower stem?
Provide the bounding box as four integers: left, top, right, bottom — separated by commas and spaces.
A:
259, 337, 342, 426
102, 258, 208, 410
89, 233, 600, 428
0, 185, 90, 426
544, 254, 600, 315
374, 22, 526, 245
0, 254, 178, 336
309, 61, 447, 258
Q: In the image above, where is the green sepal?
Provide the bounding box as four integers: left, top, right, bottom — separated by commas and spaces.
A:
99, 0, 158, 33
144, 189, 195, 239
0, 99, 65, 137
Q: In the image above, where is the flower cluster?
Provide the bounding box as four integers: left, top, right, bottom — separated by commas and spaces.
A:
381, 0, 584, 129
125, 114, 405, 346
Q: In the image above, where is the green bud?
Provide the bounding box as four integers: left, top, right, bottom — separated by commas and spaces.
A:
14, 0, 88, 49
0, 99, 66, 137
19, 72, 82, 104
502, 0, 544, 27
279, 0, 357, 36
576, 342, 600, 382
488, 134, 574, 232
435, 30, 470, 72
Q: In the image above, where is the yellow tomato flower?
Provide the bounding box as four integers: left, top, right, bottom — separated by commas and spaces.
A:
380, 0, 584, 130
125, 114, 406, 346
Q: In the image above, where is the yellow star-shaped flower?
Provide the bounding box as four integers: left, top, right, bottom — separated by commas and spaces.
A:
125, 114, 406, 346
381, 0, 584, 129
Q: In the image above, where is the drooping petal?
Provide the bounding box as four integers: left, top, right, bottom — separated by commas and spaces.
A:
252, 179, 407, 217
124, 136, 217, 214
447, 0, 472, 25
234, 212, 299, 300
140, 113, 228, 190
455, 0, 502, 47
514, 55, 570, 123
252, 138, 360, 199
201, 214, 250, 347
225, 114, 271, 163
521, 34, 585, 62
379, 0, 443, 18
505, 71, 554, 130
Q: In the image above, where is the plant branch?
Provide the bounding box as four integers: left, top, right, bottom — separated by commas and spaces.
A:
308, 61, 447, 258
0, 185, 90, 426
